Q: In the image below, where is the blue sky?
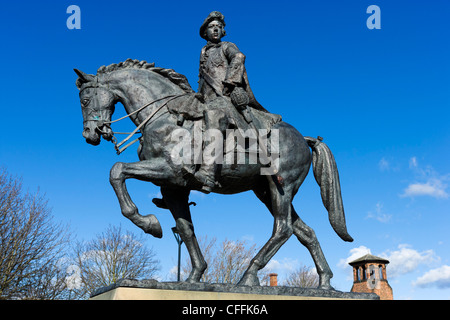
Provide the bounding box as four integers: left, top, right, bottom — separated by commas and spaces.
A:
1, 0, 449, 299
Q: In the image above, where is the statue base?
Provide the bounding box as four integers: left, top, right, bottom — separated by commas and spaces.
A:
89, 279, 379, 300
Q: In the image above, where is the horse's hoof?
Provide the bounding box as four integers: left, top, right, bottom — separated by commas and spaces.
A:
142, 214, 163, 238
318, 284, 334, 290
318, 274, 334, 290
237, 273, 260, 286
185, 267, 206, 283
185, 277, 200, 284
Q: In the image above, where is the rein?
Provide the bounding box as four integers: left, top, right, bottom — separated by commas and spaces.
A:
101, 93, 189, 155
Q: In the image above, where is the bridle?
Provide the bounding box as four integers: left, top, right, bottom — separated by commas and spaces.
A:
106, 93, 189, 154
81, 80, 189, 154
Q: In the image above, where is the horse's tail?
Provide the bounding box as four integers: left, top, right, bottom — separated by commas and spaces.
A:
304, 136, 354, 242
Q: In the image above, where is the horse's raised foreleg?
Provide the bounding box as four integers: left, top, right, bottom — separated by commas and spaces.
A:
238, 180, 294, 286
109, 161, 164, 238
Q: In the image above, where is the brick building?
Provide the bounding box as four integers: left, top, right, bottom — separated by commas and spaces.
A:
349, 254, 393, 300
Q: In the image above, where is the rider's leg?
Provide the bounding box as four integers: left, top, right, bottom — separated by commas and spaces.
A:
194, 109, 227, 193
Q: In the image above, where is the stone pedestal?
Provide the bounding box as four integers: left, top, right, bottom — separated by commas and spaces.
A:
90, 279, 379, 300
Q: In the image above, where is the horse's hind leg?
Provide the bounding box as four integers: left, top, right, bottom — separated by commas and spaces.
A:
248, 180, 333, 289
238, 180, 294, 286
109, 161, 164, 238
161, 187, 207, 283
291, 205, 334, 289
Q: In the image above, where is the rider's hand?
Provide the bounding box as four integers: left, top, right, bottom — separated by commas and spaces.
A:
222, 83, 234, 96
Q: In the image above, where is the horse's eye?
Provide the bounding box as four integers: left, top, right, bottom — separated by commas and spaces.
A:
82, 98, 90, 106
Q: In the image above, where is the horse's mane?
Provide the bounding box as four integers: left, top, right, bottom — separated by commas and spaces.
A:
96, 58, 194, 93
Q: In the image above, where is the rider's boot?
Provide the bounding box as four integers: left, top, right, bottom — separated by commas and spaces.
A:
194, 164, 217, 193
192, 108, 226, 193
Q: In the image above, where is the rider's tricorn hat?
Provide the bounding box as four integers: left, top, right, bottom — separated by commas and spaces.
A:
199, 11, 226, 39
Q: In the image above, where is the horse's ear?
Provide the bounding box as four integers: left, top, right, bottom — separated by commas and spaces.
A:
74, 69, 95, 89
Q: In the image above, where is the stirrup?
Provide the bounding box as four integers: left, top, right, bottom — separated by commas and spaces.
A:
199, 185, 213, 194
194, 171, 215, 194
152, 198, 169, 210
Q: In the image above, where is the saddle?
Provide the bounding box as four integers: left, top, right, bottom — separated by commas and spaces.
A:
167, 93, 282, 133
167, 93, 282, 187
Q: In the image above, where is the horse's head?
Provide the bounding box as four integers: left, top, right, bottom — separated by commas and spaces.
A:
74, 69, 116, 146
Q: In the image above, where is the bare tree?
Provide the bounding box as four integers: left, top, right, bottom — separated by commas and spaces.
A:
70, 225, 160, 299
283, 265, 319, 288
0, 168, 71, 300
178, 236, 270, 285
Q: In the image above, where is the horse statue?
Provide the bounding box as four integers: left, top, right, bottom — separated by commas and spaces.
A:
74, 58, 353, 289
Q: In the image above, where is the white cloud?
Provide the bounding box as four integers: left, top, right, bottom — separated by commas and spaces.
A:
264, 257, 299, 274
367, 202, 392, 223
401, 157, 449, 199
409, 156, 418, 169
378, 158, 390, 171
401, 179, 448, 199
380, 244, 438, 278
414, 265, 450, 289
241, 234, 254, 242
338, 246, 372, 268
65, 265, 82, 290
169, 265, 178, 276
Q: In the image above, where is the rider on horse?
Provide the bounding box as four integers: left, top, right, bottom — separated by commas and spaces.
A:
198, 11, 266, 112
193, 11, 280, 193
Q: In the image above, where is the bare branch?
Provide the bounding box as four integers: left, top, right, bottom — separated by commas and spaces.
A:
69, 224, 160, 299
283, 265, 320, 288
179, 236, 270, 285
0, 168, 72, 300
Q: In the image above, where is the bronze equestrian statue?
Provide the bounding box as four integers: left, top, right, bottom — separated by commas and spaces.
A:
74, 11, 353, 289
